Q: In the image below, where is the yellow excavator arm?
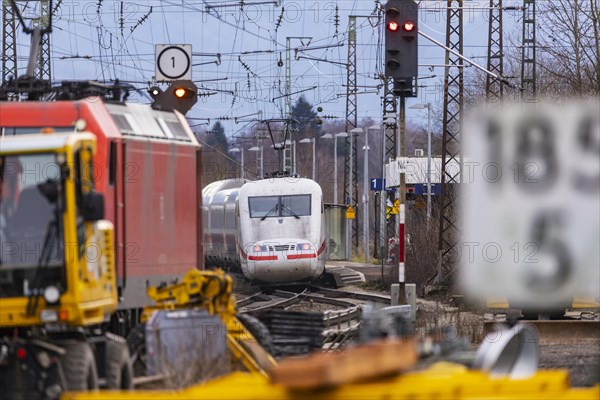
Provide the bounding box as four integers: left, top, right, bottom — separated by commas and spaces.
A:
141, 269, 276, 376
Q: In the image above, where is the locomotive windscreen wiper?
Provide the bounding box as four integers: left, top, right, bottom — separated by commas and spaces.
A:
280, 204, 300, 219
260, 204, 279, 221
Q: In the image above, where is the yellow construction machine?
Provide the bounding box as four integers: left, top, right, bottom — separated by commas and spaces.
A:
1, 133, 129, 399
132, 269, 276, 381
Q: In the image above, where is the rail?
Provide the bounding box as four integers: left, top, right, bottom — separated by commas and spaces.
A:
235, 284, 392, 353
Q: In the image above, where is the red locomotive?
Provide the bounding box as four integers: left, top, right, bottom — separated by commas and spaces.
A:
0, 98, 203, 327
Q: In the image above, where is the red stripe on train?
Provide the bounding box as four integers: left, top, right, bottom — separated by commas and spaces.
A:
287, 253, 317, 260
317, 240, 327, 256
248, 255, 278, 261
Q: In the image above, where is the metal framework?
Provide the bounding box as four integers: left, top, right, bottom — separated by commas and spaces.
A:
255, 133, 265, 178
436, 0, 463, 283
520, 0, 536, 101
1, 1, 54, 85
344, 16, 359, 256
284, 37, 293, 173
2, 0, 18, 86
382, 76, 397, 257
34, 0, 51, 80
486, 0, 503, 101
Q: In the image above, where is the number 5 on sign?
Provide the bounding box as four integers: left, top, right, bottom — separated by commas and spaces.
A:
460, 99, 600, 311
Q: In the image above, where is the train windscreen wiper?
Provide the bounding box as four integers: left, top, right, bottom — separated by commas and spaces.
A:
260, 204, 279, 221
281, 205, 300, 219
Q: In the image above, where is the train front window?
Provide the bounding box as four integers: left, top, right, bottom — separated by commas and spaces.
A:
248, 196, 279, 218
280, 195, 311, 217
249, 195, 311, 219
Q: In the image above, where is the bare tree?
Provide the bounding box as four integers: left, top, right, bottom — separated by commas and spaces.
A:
464, 0, 599, 101
536, 0, 599, 96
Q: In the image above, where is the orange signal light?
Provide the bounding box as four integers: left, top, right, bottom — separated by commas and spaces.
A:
174, 88, 187, 98
403, 21, 415, 32
387, 21, 400, 32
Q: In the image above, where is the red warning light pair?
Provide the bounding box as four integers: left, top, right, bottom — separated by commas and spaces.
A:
387, 21, 415, 32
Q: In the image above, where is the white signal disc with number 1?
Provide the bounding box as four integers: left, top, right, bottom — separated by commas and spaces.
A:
155, 44, 192, 81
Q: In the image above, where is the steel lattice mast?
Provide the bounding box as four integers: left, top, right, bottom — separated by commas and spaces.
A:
284, 37, 292, 173
1, 0, 55, 86
382, 76, 397, 257
34, 0, 51, 80
2, 0, 18, 86
344, 15, 359, 258
436, 0, 464, 284
486, 0, 504, 101
520, 0, 536, 101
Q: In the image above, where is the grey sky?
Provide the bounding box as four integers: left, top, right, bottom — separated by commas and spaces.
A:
10, 0, 524, 137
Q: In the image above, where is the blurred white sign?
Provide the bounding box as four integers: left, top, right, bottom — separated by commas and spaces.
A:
461, 100, 600, 310
385, 158, 407, 187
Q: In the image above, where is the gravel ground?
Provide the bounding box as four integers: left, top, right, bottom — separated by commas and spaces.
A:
539, 342, 600, 387
342, 283, 600, 387
231, 274, 260, 296
285, 302, 347, 313
414, 298, 600, 387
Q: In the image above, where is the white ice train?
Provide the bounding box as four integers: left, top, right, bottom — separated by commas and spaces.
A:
202, 177, 328, 283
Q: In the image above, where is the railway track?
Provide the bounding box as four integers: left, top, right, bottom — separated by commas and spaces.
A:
239, 285, 389, 307
236, 284, 390, 313
235, 285, 391, 353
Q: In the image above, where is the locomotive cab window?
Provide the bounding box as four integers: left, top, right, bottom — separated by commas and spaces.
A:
280, 195, 311, 217
248, 196, 278, 218
249, 195, 311, 219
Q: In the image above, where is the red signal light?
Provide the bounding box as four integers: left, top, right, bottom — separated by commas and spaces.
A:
403, 21, 415, 32
387, 21, 400, 32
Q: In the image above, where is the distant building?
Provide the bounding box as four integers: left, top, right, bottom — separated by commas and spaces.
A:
387, 155, 463, 198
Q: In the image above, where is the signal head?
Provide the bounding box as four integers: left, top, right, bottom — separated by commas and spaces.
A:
174, 87, 195, 99
151, 80, 198, 115
149, 86, 162, 99
384, 0, 419, 89
386, 7, 400, 18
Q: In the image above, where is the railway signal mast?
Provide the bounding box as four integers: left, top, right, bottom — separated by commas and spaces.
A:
384, 0, 418, 303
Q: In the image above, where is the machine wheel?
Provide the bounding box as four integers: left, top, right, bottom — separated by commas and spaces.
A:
59, 342, 99, 391
126, 323, 147, 377
105, 340, 134, 389
237, 313, 273, 354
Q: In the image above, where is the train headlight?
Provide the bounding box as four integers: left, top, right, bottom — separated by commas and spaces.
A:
44, 286, 60, 304
298, 243, 311, 251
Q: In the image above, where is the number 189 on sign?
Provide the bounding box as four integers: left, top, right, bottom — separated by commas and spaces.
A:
460, 99, 600, 311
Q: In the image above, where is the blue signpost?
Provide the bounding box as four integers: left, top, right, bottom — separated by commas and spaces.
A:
370, 178, 384, 191
371, 178, 395, 192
